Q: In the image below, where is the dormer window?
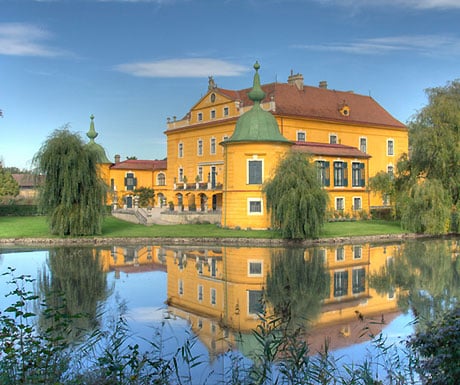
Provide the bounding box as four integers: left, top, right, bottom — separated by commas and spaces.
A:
339, 103, 350, 117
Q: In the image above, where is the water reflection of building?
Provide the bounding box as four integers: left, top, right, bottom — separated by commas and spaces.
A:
99, 243, 404, 357
99, 246, 167, 277
165, 243, 403, 356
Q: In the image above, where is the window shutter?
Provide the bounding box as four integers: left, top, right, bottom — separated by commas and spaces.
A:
134, 177, 137, 187
325, 161, 330, 187
343, 162, 348, 187
360, 163, 365, 187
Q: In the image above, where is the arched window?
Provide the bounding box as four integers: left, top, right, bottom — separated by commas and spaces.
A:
157, 173, 166, 186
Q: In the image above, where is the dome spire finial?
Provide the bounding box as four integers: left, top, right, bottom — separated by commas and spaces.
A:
87, 114, 98, 142
248, 61, 265, 104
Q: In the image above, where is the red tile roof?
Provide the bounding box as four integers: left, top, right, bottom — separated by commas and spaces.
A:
218, 82, 406, 129
293, 141, 371, 159
110, 159, 167, 171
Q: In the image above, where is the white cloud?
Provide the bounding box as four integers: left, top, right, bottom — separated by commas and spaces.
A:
0, 23, 64, 57
294, 34, 460, 56
115, 58, 248, 78
316, 0, 460, 9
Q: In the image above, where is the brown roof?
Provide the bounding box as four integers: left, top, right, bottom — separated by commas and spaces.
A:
293, 141, 371, 159
110, 159, 167, 171
218, 82, 406, 129
12, 173, 45, 187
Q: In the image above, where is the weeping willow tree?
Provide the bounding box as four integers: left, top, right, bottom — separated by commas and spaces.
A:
265, 248, 330, 329
33, 128, 107, 236
370, 238, 460, 325
38, 247, 110, 343
398, 178, 452, 235
263, 151, 328, 239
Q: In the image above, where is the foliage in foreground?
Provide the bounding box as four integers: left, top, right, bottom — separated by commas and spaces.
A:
1, 269, 459, 384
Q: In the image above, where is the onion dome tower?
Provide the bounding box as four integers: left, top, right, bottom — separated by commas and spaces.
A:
221, 62, 292, 229
86, 114, 111, 164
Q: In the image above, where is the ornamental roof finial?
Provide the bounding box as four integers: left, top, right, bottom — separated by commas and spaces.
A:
247, 61, 266, 104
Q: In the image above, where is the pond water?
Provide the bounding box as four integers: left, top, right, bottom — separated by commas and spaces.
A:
0, 236, 459, 383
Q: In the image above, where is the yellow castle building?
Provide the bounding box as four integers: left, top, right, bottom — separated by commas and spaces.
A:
93, 61, 408, 229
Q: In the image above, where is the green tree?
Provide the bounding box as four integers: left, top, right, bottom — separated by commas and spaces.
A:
263, 151, 328, 239
407, 80, 460, 206
0, 166, 20, 198
134, 186, 155, 207
399, 178, 452, 234
266, 248, 329, 329
33, 128, 107, 236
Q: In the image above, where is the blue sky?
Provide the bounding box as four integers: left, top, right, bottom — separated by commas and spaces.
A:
1, 0, 459, 170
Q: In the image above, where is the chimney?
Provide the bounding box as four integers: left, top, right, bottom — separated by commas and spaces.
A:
114, 154, 120, 164
287, 70, 304, 91
319, 80, 328, 89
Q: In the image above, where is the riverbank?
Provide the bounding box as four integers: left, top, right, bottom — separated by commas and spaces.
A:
0, 232, 441, 248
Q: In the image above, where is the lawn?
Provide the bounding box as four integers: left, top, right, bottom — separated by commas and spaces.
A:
0, 215, 406, 239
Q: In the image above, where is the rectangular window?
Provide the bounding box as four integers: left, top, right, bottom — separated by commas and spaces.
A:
334, 161, 348, 187
248, 261, 263, 276
353, 245, 362, 259
387, 165, 394, 179
210, 288, 216, 305
336, 247, 345, 261
334, 271, 348, 297
387, 139, 394, 156
198, 166, 203, 182
178, 279, 183, 295
353, 197, 362, 211
178, 168, 183, 183
352, 163, 365, 187
248, 290, 264, 315
157, 173, 165, 186
335, 197, 345, 211
297, 131, 306, 142
210, 110, 216, 119
211, 258, 217, 277
198, 112, 203, 121
352, 268, 366, 294
248, 160, 263, 184
125, 172, 137, 191
330, 134, 338, 144
360, 137, 367, 153
316, 161, 330, 187
197, 139, 203, 156
223, 107, 229, 116
210, 138, 216, 154
197, 285, 203, 301
110, 178, 115, 191
178, 142, 183, 158
248, 200, 262, 214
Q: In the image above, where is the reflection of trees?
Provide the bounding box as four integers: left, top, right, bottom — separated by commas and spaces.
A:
265, 248, 329, 328
38, 247, 109, 342
370, 238, 460, 324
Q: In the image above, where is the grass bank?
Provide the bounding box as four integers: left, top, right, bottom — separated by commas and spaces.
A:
0, 215, 406, 240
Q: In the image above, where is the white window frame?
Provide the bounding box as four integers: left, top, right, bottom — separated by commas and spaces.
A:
223, 106, 229, 116
197, 284, 203, 302
178, 142, 183, 158
210, 137, 216, 155
210, 109, 216, 119
178, 167, 184, 183
353, 245, 362, 259
359, 137, 367, 153
178, 279, 184, 296
247, 198, 263, 215
197, 166, 203, 182
248, 260, 263, 277
157, 172, 166, 186
197, 112, 203, 121
247, 158, 264, 184
352, 196, 362, 211
335, 197, 345, 211
387, 139, 394, 156
335, 247, 345, 262
296, 130, 306, 142
329, 133, 338, 144
210, 288, 217, 305
197, 139, 203, 156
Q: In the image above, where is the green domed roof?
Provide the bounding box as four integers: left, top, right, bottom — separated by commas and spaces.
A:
86, 115, 111, 163
224, 62, 291, 144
